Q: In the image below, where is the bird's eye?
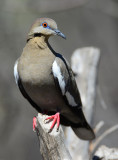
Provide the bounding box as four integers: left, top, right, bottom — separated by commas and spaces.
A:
42, 22, 48, 28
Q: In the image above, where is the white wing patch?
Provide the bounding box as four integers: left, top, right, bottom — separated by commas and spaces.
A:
52, 60, 65, 95
52, 60, 77, 107
66, 92, 77, 107
14, 60, 19, 84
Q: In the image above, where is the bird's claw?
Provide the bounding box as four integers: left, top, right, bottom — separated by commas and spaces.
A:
48, 128, 52, 133
45, 113, 60, 132
56, 127, 59, 132
33, 117, 37, 132
44, 119, 47, 124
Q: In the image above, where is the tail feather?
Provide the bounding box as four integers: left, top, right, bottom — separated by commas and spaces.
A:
70, 108, 95, 140
72, 125, 95, 140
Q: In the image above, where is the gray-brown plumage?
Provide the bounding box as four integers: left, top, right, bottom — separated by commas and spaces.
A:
14, 18, 95, 140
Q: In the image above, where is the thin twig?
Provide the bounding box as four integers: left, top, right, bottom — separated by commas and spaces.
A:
91, 124, 118, 154
94, 121, 105, 134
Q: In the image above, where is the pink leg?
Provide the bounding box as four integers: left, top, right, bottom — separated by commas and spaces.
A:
45, 115, 55, 120
45, 112, 60, 132
57, 113, 60, 131
33, 117, 37, 132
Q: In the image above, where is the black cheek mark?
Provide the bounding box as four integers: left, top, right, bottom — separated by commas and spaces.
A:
34, 33, 42, 37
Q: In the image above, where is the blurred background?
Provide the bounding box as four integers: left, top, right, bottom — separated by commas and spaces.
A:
0, 0, 118, 159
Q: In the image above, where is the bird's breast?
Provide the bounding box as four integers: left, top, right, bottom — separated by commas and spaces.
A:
18, 55, 54, 85
18, 51, 65, 111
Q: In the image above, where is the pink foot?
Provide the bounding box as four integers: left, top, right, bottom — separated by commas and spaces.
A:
45, 112, 60, 132
33, 117, 37, 132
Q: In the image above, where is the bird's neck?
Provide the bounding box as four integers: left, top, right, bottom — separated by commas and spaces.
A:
26, 36, 58, 57
28, 36, 49, 49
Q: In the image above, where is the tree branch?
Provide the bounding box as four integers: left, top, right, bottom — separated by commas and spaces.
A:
36, 113, 72, 160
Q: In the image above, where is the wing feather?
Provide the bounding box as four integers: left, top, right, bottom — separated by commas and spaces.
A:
52, 55, 95, 140
14, 60, 19, 84
13, 60, 42, 112
52, 56, 82, 108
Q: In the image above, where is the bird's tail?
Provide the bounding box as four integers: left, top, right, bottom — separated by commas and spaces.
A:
70, 109, 95, 140
72, 125, 95, 140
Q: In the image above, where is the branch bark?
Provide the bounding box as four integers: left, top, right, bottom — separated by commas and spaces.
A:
93, 145, 118, 160
36, 113, 72, 160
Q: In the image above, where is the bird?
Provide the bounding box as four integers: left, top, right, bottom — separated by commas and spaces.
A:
14, 18, 95, 140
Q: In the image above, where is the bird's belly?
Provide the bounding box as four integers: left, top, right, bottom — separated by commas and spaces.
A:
23, 82, 65, 112
22, 80, 82, 125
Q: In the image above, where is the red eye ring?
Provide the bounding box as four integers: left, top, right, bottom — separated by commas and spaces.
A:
42, 22, 48, 28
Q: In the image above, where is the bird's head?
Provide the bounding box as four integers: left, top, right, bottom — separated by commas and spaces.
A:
27, 18, 66, 41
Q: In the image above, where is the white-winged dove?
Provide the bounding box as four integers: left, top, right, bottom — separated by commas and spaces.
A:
14, 18, 95, 140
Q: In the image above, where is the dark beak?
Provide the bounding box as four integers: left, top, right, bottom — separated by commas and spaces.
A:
54, 29, 66, 39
